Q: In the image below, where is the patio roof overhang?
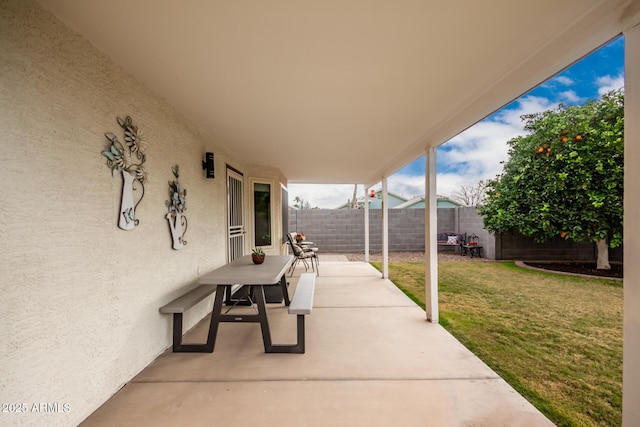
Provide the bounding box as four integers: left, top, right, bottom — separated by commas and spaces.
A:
38, 0, 632, 186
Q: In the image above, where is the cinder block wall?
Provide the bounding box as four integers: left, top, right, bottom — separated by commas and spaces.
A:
457, 207, 495, 259
289, 208, 460, 253
289, 209, 366, 252
289, 207, 622, 262
437, 207, 457, 233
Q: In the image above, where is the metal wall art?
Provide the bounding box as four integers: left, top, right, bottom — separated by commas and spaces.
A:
166, 165, 188, 250
101, 116, 148, 230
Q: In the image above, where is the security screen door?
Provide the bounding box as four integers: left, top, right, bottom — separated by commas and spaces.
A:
227, 167, 245, 262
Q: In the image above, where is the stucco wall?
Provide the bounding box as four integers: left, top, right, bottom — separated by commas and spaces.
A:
0, 2, 283, 425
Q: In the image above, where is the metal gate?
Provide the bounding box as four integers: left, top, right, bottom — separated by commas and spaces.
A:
227, 168, 245, 262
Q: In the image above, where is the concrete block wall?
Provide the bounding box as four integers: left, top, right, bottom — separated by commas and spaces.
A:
289, 206, 621, 263
290, 208, 447, 253
437, 208, 457, 233
457, 207, 495, 259
290, 209, 429, 253
388, 209, 426, 252
289, 209, 366, 253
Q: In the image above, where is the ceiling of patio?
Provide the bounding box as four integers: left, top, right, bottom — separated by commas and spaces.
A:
39, 0, 632, 186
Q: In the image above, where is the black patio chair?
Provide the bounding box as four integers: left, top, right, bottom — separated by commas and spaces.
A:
286, 233, 319, 276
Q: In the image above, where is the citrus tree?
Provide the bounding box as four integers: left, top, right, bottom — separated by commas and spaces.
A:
478, 90, 624, 269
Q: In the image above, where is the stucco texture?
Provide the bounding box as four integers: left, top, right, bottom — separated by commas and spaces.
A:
0, 1, 284, 425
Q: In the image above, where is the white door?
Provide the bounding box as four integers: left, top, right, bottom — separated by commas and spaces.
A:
227, 168, 245, 262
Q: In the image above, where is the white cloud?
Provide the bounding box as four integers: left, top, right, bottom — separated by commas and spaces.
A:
288, 177, 427, 209
558, 90, 583, 104
288, 183, 364, 209
553, 76, 574, 86
387, 174, 425, 199
436, 172, 486, 200
435, 95, 557, 198
597, 75, 624, 95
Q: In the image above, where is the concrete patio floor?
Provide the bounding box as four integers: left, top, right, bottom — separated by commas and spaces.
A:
81, 258, 554, 426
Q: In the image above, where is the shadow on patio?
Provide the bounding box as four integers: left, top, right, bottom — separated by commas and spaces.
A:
82, 258, 553, 426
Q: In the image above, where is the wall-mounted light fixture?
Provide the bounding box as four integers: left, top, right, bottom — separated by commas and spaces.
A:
202, 152, 214, 179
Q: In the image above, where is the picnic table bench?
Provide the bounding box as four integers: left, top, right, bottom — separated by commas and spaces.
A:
284, 273, 316, 353
159, 284, 217, 352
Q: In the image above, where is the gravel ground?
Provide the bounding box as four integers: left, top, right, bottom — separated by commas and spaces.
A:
341, 251, 489, 262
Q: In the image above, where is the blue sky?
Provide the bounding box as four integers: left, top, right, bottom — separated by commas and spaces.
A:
289, 36, 625, 208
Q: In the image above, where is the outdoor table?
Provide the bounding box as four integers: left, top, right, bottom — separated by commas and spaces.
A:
196, 255, 294, 353
462, 244, 482, 258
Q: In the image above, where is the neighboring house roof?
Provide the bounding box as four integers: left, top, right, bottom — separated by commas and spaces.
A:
392, 195, 462, 209
437, 197, 463, 208
339, 193, 464, 209
393, 195, 424, 209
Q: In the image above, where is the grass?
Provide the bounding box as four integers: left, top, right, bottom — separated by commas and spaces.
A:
371, 260, 623, 427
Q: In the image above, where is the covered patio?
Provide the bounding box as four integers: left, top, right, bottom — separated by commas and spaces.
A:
82, 258, 552, 426
3, 1, 640, 425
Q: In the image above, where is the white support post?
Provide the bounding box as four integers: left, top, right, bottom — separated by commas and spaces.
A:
364, 186, 370, 263
623, 10, 640, 427
425, 147, 439, 322
382, 177, 389, 279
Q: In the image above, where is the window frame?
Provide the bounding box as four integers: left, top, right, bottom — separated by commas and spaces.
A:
249, 178, 275, 251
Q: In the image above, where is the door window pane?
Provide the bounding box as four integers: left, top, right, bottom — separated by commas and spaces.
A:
254, 182, 271, 247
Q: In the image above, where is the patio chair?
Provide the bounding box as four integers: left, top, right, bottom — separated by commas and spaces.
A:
289, 232, 320, 266
286, 234, 319, 276
299, 240, 320, 267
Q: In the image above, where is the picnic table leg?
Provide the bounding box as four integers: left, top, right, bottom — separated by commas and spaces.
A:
204, 285, 228, 353
280, 275, 290, 306
252, 285, 275, 351
254, 284, 305, 353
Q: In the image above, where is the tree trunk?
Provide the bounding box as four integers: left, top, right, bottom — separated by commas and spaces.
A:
596, 239, 611, 270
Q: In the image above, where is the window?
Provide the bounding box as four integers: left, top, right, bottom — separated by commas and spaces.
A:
253, 182, 272, 247
281, 184, 288, 244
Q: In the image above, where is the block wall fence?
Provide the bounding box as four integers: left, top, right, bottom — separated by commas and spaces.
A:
288, 207, 622, 262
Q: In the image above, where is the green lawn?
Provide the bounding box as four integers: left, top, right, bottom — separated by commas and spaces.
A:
371, 260, 623, 427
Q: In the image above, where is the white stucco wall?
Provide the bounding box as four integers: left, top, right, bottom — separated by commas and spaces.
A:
0, 2, 284, 425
